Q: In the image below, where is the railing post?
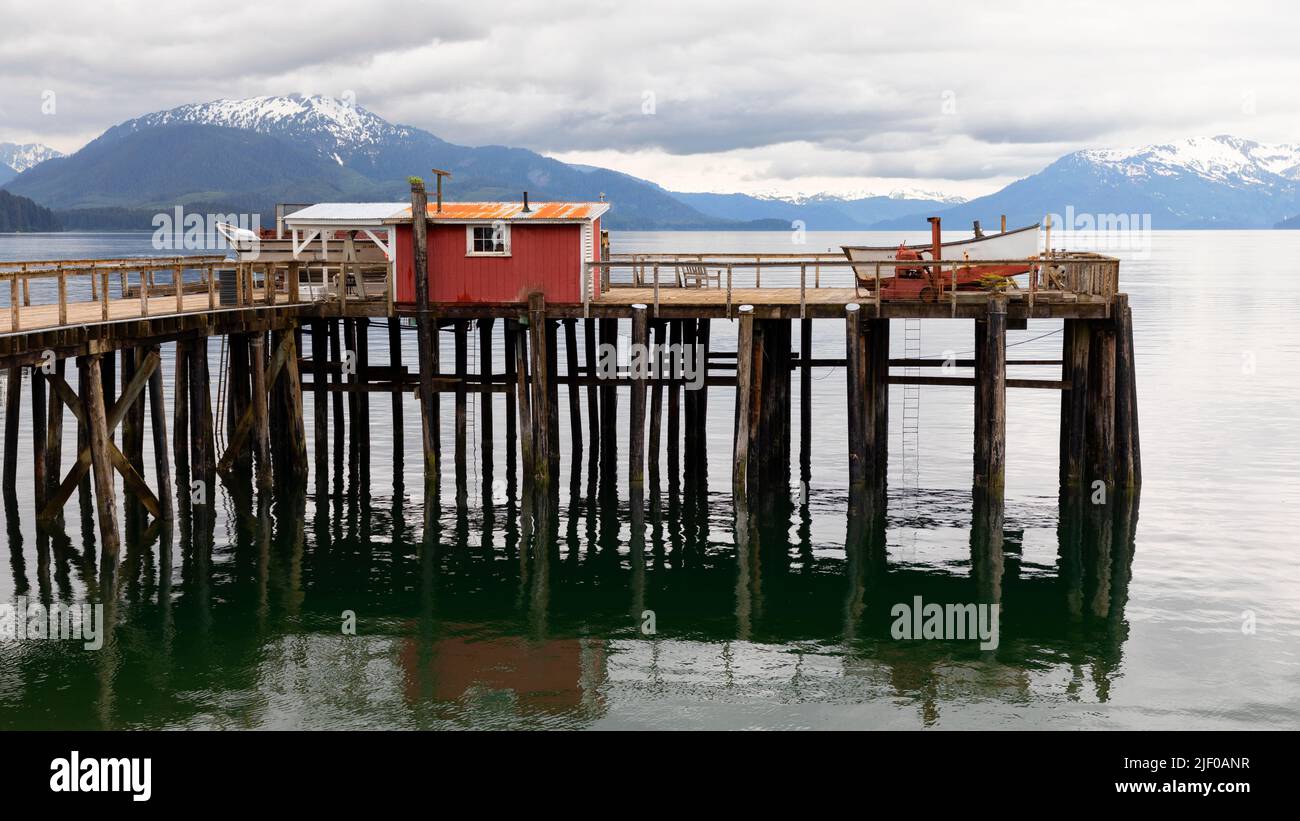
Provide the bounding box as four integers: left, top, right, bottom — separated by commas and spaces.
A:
726, 263, 733, 318
874, 262, 881, 317
653, 263, 660, 317
799, 263, 807, 319
100, 266, 109, 321
57, 267, 67, 326
950, 262, 957, 317
1029, 253, 1037, 314
174, 264, 184, 313
9, 271, 20, 331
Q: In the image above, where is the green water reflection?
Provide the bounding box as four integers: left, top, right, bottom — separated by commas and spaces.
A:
2, 454, 1137, 730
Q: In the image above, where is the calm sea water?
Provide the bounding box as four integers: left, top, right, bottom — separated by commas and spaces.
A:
0, 229, 1297, 730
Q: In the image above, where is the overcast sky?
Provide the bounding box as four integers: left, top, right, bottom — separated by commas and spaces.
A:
1, 0, 1296, 198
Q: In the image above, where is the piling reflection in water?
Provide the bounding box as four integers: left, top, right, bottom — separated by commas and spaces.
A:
0, 440, 1140, 728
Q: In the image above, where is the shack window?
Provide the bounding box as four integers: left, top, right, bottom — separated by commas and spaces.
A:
467, 223, 510, 256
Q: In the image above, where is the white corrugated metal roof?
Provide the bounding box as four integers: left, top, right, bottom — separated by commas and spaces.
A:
284, 202, 407, 226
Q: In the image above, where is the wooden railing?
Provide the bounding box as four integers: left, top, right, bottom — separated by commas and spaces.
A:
584, 251, 1120, 318
0, 256, 366, 334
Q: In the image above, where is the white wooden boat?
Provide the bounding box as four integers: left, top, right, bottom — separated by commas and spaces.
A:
842, 223, 1040, 299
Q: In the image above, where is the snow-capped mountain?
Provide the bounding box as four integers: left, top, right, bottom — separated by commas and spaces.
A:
107, 94, 427, 169
875, 135, 1300, 230
0, 142, 64, 174
736, 188, 966, 206
1078, 135, 1300, 187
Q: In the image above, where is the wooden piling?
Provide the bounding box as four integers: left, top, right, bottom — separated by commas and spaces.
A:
480, 317, 495, 480
188, 338, 215, 495
328, 320, 345, 471
598, 317, 618, 489
388, 318, 404, 459
1113, 294, 1142, 490
799, 318, 812, 485
733, 306, 756, 497
122, 347, 145, 477
4, 366, 20, 490
629, 305, 648, 497
750, 319, 791, 500
845, 305, 867, 488
974, 296, 1007, 491
1086, 313, 1117, 490
77, 358, 92, 501
227, 333, 252, 473
667, 320, 681, 489
146, 346, 174, 522
528, 293, 552, 488
270, 328, 308, 486
311, 321, 328, 483
344, 319, 360, 455
83, 355, 120, 559
564, 319, 582, 461
868, 318, 890, 492
545, 318, 560, 482
504, 320, 518, 484
45, 358, 64, 508
648, 320, 664, 509
356, 317, 371, 464
31, 364, 47, 512
454, 319, 468, 500
694, 318, 712, 475
682, 319, 697, 482
1059, 319, 1090, 487
250, 333, 271, 489
173, 340, 190, 483
513, 321, 534, 484
583, 318, 599, 481
410, 179, 438, 487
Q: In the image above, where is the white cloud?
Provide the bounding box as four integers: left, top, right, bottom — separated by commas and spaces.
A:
1, 0, 1297, 196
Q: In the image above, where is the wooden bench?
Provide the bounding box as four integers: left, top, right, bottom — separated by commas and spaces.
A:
680, 263, 721, 289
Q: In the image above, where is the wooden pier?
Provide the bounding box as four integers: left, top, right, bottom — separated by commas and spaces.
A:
0, 183, 1139, 562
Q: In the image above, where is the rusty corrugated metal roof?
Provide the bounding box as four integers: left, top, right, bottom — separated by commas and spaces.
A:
386, 201, 610, 222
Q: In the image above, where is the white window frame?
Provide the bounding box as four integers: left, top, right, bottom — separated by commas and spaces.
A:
466, 223, 511, 257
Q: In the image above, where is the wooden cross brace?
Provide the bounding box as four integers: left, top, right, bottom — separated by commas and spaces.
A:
38, 350, 163, 523
217, 332, 294, 475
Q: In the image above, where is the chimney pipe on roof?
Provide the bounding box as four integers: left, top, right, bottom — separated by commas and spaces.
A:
431, 168, 452, 212
522, 191, 531, 213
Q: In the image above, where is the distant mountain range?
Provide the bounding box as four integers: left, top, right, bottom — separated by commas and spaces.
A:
2, 96, 795, 231
2, 98, 1299, 231
669, 191, 964, 230
876, 136, 1300, 230
0, 95, 951, 231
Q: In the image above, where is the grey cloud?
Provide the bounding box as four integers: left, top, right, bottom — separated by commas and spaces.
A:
2, 0, 1297, 189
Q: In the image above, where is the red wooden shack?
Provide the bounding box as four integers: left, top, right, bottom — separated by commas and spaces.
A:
391, 200, 608, 305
